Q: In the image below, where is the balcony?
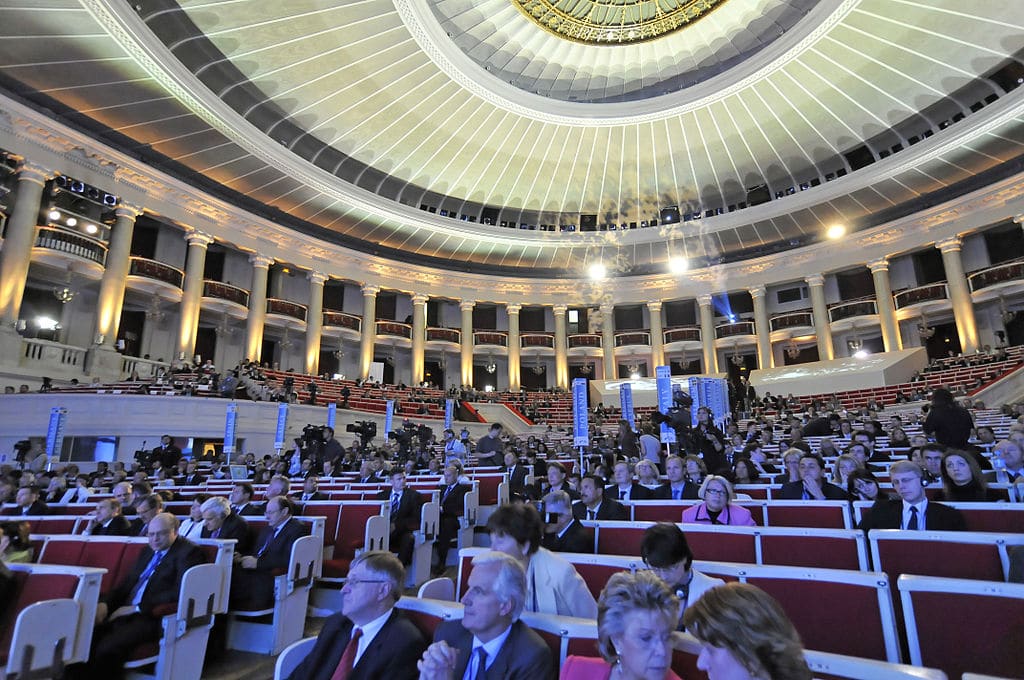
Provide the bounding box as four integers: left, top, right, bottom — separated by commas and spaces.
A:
567, 333, 602, 349
520, 333, 555, 349
715, 321, 755, 339
474, 331, 508, 347
894, 283, 948, 310
615, 331, 650, 347
126, 257, 184, 300
828, 298, 877, 323
376, 320, 411, 339
663, 326, 701, 344
426, 327, 460, 343
266, 298, 307, 323
33, 226, 107, 274
323, 310, 361, 333
769, 311, 814, 333
968, 259, 1024, 300
201, 280, 249, 318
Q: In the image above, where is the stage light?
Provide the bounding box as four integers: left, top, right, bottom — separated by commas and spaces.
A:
826, 224, 846, 240
669, 257, 689, 274
84, 224, 98, 234
65, 217, 77, 227
48, 210, 60, 221
588, 262, 607, 280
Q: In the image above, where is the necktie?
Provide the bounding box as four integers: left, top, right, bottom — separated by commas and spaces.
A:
619, 490, 626, 500
464, 646, 487, 680
211, 528, 221, 539
672, 488, 681, 501
258, 527, 278, 556
391, 493, 400, 514
587, 509, 595, 520
129, 550, 165, 605
330, 628, 362, 680
907, 506, 919, 531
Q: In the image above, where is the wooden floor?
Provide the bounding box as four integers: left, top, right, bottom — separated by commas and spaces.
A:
202, 616, 326, 680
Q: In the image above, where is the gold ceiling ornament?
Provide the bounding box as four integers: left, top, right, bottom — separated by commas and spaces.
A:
514, 0, 727, 45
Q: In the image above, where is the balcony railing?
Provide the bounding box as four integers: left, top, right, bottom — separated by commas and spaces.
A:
715, 321, 756, 339
615, 331, 651, 347
128, 257, 184, 289
828, 298, 877, 323
266, 298, 307, 321
474, 331, 508, 346
520, 333, 555, 348
376, 320, 411, 338
202, 280, 249, 307
426, 327, 460, 343
323, 310, 361, 332
894, 283, 948, 309
567, 333, 602, 348
35, 226, 107, 265
22, 338, 85, 371
968, 259, 1024, 292
664, 326, 701, 343
769, 311, 814, 332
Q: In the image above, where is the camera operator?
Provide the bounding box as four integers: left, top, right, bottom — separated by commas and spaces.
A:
690, 407, 728, 475
321, 426, 343, 468
346, 420, 377, 454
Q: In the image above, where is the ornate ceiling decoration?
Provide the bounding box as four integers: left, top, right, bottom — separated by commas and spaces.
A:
512, 0, 727, 45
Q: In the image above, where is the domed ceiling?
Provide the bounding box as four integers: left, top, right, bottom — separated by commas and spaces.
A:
0, 0, 1023, 278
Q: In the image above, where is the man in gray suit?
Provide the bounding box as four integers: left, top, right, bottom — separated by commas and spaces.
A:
417, 551, 553, 680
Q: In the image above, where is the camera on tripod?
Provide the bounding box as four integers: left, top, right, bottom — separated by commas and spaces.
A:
345, 420, 378, 452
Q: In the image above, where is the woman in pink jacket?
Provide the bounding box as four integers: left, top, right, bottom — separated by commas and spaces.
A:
681, 476, 757, 526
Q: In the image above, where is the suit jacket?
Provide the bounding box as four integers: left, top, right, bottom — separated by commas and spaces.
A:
542, 520, 592, 554
89, 515, 132, 536
547, 481, 580, 501
129, 517, 150, 537
286, 609, 426, 680
294, 491, 328, 502
858, 498, 967, 532
237, 502, 264, 517
18, 500, 49, 516
177, 473, 206, 486
652, 482, 699, 501
201, 512, 250, 552
433, 619, 554, 680
439, 482, 471, 519
606, 483, 651, 501
106, 537, 205, 615
377, 488, 423, 534
527, 547, 598, 618
505, 464, 530, 494
572, 498, 628, 521
777, 480, 848, 500
357, 475, 383, 484
252, 518, 310, 572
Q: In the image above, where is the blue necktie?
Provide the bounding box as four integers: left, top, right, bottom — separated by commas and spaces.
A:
130, 550, 165, 605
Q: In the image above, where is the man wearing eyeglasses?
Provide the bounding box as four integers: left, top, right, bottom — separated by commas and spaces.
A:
230, 495, 309, 610
640, 523, 723, 630
286, 551, 426, 680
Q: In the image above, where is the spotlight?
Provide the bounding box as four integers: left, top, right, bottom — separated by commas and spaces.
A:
65, 217, 77, 227
853, 349, 869, 359
70, 181, 85, 193
588, 262, 607, 280
55, 176, 69, 188
669, 257, 689, 274
103, 194, 118, 206
48, 210, 60, 221
84, 224, 98, 234
826, 224, 846, 240
86, 188, 101, 200
35, 316, 58, 331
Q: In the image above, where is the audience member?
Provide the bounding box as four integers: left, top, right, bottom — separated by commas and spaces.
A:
682, 476, 756, 526
84, 499, 132, 536
545, 462, 579, 500
475, 423, 505, 467
776, 453, 848, 500
846, 469, 886, 503
607, 461, 651, 501
200, 495, 250, 550
573, 474, 628, 521
435, 465, 471, 574
859, 460, 966, 531
923, 388, 974, 449
653, 455, 699, 500
230, 482, 262, 516
130, 493, 164, 537
230, 495, 309, 610
540, 490, 591, 554
935, 450, 1003, 502
640, 523, 723, 629
13, 486, 48, 516
0, 521, 32, 562
377, 469, 423, 566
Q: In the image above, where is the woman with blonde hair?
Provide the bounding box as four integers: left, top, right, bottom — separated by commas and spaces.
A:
635, 459, 661, 488
561, 570, 681, 680
681, 476, 756, 526
830, 454, 861, 488
684, 582, 811, 679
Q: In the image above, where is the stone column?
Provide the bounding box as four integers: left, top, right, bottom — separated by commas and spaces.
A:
805, 274, 834, 361
304, 271, 327, 375
0, 161, 50, 331
648, 301, 664, 368
459, 301, 474, 386
868, 258, 902, 353
507, 304, 521, 391
553, 304, 568, 389
750, 285, 772, 369
600, 303, 616, 380
698, 294, 718, 373
244, 254, 273, 361
175, 231, 214, 361
937, 237, 979, 354
359, 284, 379, 380
411, 294, 428, 385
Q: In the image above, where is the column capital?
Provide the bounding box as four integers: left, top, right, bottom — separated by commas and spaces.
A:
804, 274, 825, 287
506, 303, 521, 315
361, 284, 380, 297
599, 301, 614, 313
552, 304, 568, 315
459, 300, 475, 312
308, 271, 329, 285
646, 301, 663, 312
16, 161, 53, 186
697, 294, 713, 307
411, 294, 429, 306
249, 253, 274, 268
867, 258, 890, 274
936, 236, 962, 254
1014, 214, 1024, 225
748, 285, 766, 300
185, 230, 214, 248
114, 203, 143, 220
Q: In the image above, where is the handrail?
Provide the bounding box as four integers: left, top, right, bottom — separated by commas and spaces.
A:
893, 283, 948, 309
968, 259, 1024, 292
267, 297, 307, 321
202, 280, 249, 307
828, 299, 877, 323
614, 331, 650, 347
426, 327, 460, 343
769, 311, 814, 332
128, 257, 184, 288
715, 321, 755, 338
376, 320, 411, 338
474, 331, 508, 346
567, 333, 602, 348
34, 226, 107, 265
323, 310, 361, 331
663, 326, 701, 343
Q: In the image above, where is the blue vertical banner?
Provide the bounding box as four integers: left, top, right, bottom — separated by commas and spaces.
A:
45, 406, 67, 467
326, 402, 337, 429
572, 378, 590, 447
274, 403, 289, 451
224, 402, 238, 455
688, 377, 730, 429
655, 365, 677, 444
384, 400, 395, 434
444, 399, 454, 430
619, 383, 635, 429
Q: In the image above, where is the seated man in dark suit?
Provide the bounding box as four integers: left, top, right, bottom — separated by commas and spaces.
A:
356, 460, 382, 484
545, 462, 579, 500
572, 475, 628, 521
229, 482, 263, 516
859, 460, 966, 531
129, 493, 164, 536
68, 512, 205, 679
776, 453, 848, 500
83, 498, 132, 536
376, 470, 423, 566
417, 550, 553, 680
229, 495, 309, 610
652, 455, 700, 501
286, 551, 426, 680
435, 465, 471, 575
294, 476, 328, 502
503, 452, 532, 501
607, 461, 651, 501
176, 461, 206, 486
541, 491, 592, 554
13, 485, 48, 516
199, 495, 250, 553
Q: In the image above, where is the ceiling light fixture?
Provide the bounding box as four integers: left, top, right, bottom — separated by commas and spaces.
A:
826, 224, 846, 240
588, 262, 607, 280
669, 257, 689, 274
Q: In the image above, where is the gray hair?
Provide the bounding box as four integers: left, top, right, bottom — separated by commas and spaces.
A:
699, 475, 735, 502
471, 550, 527, 620
542, 490, 572, 514
597, 570, 679, 663
351, 550, 405, 603
200, 495, 231, 519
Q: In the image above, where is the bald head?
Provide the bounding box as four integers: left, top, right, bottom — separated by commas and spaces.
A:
147, 512, 179, 551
